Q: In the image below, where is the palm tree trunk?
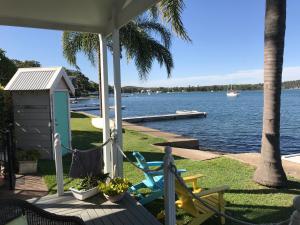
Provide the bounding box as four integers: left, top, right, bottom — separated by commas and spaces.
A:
97, 47, 102, 118
253, 0, 287, 187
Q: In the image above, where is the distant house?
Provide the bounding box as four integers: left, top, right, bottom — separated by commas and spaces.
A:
5, 67, 75, 159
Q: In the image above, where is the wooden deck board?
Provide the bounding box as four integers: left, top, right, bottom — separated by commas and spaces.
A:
28, 192, 161, 225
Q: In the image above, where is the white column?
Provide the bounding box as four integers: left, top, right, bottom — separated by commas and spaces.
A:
112, 28, 123, 178
163, 146, 176, 225
99, 34, 112, 175
54, 133, 64, 196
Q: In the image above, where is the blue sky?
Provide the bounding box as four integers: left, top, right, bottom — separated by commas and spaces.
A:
1, 0, 300, 87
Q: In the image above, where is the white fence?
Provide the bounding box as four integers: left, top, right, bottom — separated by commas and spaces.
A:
53, 134, 300, 225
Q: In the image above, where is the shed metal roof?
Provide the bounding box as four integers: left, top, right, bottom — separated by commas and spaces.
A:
5, 67, 75, 94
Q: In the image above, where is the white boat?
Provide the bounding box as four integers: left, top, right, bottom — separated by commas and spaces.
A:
176, 110, 200, 114
227, 85, 240, 97
109, 106, 126, 110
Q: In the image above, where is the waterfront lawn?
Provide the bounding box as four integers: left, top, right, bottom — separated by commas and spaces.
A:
38, 112, 300, 225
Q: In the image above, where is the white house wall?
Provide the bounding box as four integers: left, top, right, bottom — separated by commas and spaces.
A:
56, 78, 69, 90
13, 91, 53, 159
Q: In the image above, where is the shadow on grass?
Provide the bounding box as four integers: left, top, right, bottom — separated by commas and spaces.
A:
71, 112, 90, 118
225, 204, 292, 225
124, 151, 184, 162
72, 130, 103, 149
146, 198, 293, 225
226, 180, 300, 195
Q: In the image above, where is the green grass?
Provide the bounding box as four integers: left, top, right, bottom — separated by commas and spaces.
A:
38, 112, 300, 225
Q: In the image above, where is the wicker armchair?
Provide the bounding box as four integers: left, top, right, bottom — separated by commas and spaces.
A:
0, 199, 85, 225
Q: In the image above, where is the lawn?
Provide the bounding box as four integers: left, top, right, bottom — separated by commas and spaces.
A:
38, 112, 300, 225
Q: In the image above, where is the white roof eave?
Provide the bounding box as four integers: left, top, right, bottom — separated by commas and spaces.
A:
0, 0, 160, 36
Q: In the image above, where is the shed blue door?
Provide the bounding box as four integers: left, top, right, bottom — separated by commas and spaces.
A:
54, 91, 70, 155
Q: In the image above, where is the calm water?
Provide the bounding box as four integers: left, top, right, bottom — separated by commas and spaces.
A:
74, 90, 300, 154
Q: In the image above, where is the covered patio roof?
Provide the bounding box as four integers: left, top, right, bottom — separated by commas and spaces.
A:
0, 0, 159, 36
0, 0, 160, 178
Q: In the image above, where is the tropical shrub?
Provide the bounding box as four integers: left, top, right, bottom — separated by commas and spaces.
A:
16, 149, 41, 161
73, 174, 109, 191
98, 177, 132, 196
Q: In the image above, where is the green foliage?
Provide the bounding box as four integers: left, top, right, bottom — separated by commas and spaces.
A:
0, 49, 17, 86
121, 80, 300, 93
16, 149, 40, 161
13, 60, 41, 68
72, 174, 109, 191
65, 69, 98, 97
62, 17, 175, 79
119, 19, 173, 78
98, 177, 132, 196
0, 85, 13, 132
157, 0, 191, 41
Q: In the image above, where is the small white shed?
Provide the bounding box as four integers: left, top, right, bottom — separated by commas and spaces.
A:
5, 67, 75, 159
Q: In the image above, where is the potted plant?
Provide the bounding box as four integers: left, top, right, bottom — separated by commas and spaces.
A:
98, 177, 132, 203
16, 149, 40, 174
70, 174, 108, 201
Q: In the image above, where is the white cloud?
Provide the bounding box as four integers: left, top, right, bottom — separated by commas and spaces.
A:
123, 66, 300, 87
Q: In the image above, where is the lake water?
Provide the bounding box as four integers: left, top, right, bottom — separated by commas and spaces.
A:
74, 90, 300, 154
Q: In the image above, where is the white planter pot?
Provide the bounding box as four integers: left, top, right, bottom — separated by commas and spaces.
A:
70, 187, 99, 200
19, 161, 38, 174
103, 192, 126, 203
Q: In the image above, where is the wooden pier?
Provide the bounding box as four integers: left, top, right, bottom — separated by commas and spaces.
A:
71, 104, 125, 112
123, 111, 207, 123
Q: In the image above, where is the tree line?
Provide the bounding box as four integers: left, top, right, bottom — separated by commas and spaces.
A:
0, 49, 100, 97
121, 80, 300, 93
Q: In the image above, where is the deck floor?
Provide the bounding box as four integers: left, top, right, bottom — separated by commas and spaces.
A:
28, 192, 162, 225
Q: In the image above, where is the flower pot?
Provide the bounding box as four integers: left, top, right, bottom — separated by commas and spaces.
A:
18, 161, 37, 174
70, 187, 99, 201
103, 192, 126, 203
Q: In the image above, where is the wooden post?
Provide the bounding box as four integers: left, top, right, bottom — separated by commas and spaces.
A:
163, 146, 176, 225
54, 133, 64, 196
112, 27, 123, 178
290, 196, 300, 225
99, 33, 112, 176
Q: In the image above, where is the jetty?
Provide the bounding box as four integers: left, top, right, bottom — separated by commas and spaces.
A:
71, 103, 126, 111
123, 111, 207, 123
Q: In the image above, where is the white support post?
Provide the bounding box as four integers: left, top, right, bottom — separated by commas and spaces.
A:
290, 196, 300, 225
112, 27, 123, 178
163, 146, 176, 225
54, 133, 64, 196
99, 34, 113, 176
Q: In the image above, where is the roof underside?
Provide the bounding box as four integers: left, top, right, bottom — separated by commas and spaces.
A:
0, 0, 159, 36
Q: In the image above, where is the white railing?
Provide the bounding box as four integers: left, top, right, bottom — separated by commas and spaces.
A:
163, 146, 176, 225
163, 146, 300, 225
53, 134, 300, 225
54, 133, 64, 196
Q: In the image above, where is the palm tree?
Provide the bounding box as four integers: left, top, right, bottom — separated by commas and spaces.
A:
253, 0, 287, 187
63, 0, 189, 117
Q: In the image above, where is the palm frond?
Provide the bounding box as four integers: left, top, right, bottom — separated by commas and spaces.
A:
159, 0, 191, 42
120, 22, 173, 79
62, 32, 99, 69
137, 21, 171, 48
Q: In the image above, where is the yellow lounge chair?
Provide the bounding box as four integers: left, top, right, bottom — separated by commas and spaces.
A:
175, 175, 229, 225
